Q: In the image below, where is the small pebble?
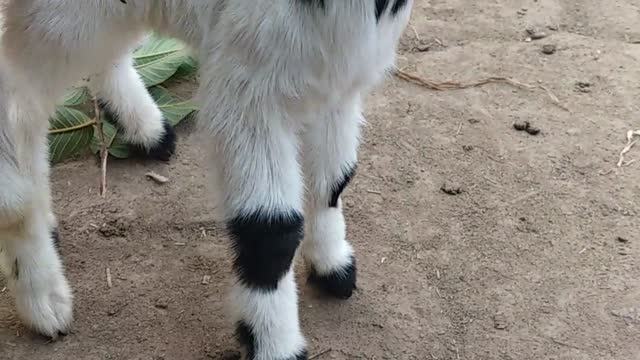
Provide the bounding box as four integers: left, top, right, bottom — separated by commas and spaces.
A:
441, 183, 464, 196
617, 236, 629, 243
155, 297, 170, 309
526, 28, 548, 40
566, 128, 580, 136
575, 81, 592, 93
493, 313, 508, 330
542, 44, 556, 54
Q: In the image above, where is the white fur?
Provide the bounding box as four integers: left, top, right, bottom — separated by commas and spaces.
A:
88, 52, 166, 148
301, 95, 363, 275
0, 0, 413, 355
231, 271, 306, 360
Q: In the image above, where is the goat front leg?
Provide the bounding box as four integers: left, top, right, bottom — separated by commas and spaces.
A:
301, 95, 363, 299
0, 90, 73, 338
89, 49, 177, 161
205, 109, 308, 359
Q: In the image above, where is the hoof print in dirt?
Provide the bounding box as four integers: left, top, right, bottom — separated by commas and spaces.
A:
513, 121, 541, 136
309, 258, 357, 299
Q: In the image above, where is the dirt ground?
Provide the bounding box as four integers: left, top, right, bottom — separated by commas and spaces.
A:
2, 1, 640, 359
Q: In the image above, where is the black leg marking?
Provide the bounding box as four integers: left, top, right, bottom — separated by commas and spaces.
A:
236, 322, 256, 359
12, 258, 19, 280
51, 229, 60, 251
145, 120, 177, 161
375, 0, 391, 20
228, 211, 304, 290
329, 165, 356, 208
376, 0, 409, 20
98, 100, 177, 161
298, 0, 325, 9
236, 321, 308, 360
309, 256, 357, 299
391, 0, 409, 15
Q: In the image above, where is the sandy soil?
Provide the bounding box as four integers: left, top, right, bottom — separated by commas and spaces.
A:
2, 1, 640, 359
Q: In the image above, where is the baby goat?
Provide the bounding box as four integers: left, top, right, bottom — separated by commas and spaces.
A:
0, 1, 413, 359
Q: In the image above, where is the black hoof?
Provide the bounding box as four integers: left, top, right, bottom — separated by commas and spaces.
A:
142, 120, 176, 161
308, 256, 357, 299
98, 100, 177, 161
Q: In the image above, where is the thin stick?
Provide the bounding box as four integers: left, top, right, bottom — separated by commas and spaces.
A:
617, 130, 640, 167
94, 98, 108, 197
309, 349, 332, 359
394, 69, 569, 111
455, 122, 463, 136
106, 267, 113, 288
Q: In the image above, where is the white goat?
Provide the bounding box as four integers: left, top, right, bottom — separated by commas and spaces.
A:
0, 1, 412, 359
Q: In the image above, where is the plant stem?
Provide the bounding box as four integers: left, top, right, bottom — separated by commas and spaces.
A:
94, 98, 108, 197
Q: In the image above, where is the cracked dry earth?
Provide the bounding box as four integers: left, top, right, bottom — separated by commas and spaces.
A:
1, 1, 640, 359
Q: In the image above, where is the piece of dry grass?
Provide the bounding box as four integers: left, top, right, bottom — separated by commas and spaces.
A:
394, 69, 569, 111
617, 129, 640, 167
146, 171, 169, 184
309, 349, 333, 359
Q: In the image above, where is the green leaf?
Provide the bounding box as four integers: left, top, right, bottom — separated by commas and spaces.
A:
134, 35, 191, 87
108, 136, 132, 159
174, 55, 198, 77
150, 86, 197, 126
61, 86, 91, 107
133, 35, 186, 65
48, 106, 94, 163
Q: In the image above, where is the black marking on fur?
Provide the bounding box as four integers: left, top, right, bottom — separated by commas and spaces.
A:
329, 165, 356, 208
391, 0, 409, 15
298, 0, 325, 8
309, 256, 357, 299
237, 321, 308, 360
376, 0, 408, 20
12, 258, 19, 280
51, 229, 60, 251
236, 322, 256, 359
228, 211, 304, 290
98, 100, 177, 161
375, 0, 390, 20
145, 120, 177, 161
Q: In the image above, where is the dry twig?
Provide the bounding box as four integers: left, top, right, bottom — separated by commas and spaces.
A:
94, 98, 108, 197
617, 129, 640, 167
146, 171, 169, 184
394, 69, 568, 111
309, 349, 333, 359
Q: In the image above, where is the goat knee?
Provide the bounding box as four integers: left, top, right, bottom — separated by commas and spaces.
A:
0, 169, 31, 229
